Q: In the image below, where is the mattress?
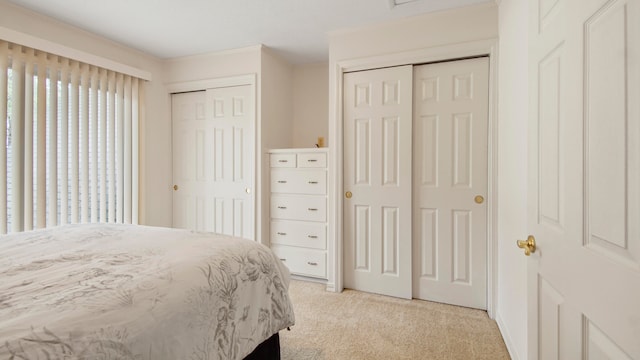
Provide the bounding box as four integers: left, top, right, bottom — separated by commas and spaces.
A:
0, 224, 295, 360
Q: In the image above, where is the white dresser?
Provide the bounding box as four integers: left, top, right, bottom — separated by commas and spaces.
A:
268, 148, 328, 280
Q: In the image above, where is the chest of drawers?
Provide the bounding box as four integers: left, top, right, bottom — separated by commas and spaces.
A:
268, 148, 328, 280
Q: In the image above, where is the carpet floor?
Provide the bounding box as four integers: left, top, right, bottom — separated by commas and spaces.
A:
280, 280, 510, 360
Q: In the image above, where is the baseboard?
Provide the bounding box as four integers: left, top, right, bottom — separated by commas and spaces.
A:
496, 313, 520, 360
289, 276, 338, 294
290, 274, 327, 285
325, 282, 336, 292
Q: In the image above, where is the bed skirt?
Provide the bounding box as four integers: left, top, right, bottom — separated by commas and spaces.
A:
244, 333, 281, 359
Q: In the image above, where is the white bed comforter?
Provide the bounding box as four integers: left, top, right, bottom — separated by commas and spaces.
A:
0, 224, 295, 360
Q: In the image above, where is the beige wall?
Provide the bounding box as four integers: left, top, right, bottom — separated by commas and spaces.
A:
161, 47, 263, 237
162, 46, 261, 84
0, 0, 301, 235
326, 1, 499, 292
329, 3, 498, 62
292, 63, 329, 149
259, 48, 293, 244
0, 0, 171, 227
0, 0, 295, 230
325, 6, 530, 357
328, 2, 498, 144
0, 1, 527, 355
163, 46, 294, 245
260, 49, 293, 150
496, 0, 529, 359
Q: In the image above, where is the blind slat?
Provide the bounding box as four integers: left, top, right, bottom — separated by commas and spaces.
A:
80, 64, 89, 223
99, 70, 108, 222
11, 53, 25, 232
36, 52, 47, 229
0, 43, 8, 234
2, 40, 141, 232
90, 66, 99, 223
116, 73, 124, 223
124, 75, 132, 224
59, 60, 69, 225
132, 78, 139, 225
70, 62, 79, 223
108, 71, 116, 223
46, 55, 59, 227
23, 52, 34, 231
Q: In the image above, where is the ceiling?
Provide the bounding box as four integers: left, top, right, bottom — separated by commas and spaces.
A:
8, 0, 491, 64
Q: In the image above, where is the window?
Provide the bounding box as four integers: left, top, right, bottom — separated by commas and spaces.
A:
0, 40, 142, 234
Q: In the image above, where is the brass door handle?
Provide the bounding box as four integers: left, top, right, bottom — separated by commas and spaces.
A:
345, 191, 352, 199
517, 235, 536, 256
474, 195, 484, 204
173, 184, 178, 191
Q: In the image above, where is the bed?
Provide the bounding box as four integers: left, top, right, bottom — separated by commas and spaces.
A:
0, 223, 295, 360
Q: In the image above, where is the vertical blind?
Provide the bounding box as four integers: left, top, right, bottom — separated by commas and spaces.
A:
0, 40, 142, 234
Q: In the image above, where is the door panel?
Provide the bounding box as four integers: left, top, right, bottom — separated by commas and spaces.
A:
172, 91, 206, 231
343, 65, 413, 299
528, 0, 640, 358
172, 85, 254, 239
412, 57, 489, 309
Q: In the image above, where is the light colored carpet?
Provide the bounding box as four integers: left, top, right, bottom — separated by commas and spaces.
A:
280, 280, 510, 360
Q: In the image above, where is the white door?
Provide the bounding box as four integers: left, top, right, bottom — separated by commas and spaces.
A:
172, 85, 255, 239
527, 0, 639, 358
412, 57, 489, 309
343, 65, 413, 299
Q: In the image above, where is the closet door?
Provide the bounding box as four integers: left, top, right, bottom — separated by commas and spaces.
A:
343, 65, 413, 299
172, 85, 255, 239
412, 57, 489, 309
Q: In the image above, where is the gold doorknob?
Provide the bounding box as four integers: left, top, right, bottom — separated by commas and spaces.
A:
345, 191, 352, 199
474, 195, 484, 204
173, 184, 178, 191
517, 235, 536, 256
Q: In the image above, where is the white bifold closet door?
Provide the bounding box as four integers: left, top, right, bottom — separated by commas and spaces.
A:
412, 57, 489, 310
343, 65, 414, 299
172, 85, 254, 239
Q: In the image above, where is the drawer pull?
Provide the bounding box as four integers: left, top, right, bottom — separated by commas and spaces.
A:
278, 206, 287, 209
308, 181, 318, 184
307, 262, 318, 266
278, 159, 288, 163
307, 235, 318, 239
277, 180, 287, 184
277, 232, 287, 236
307, 159, 318, 162
308, 208, 318, 211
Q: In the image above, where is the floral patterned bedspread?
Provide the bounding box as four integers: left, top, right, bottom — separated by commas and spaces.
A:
0, 224, 295, 360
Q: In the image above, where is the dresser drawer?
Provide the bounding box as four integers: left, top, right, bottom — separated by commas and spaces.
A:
271, 195, 326, 222
270, 169, 327, 195
271, 220, 326, 250
298, 152, 326, 168
272, 245, 326, 278
270, 153, 296, 168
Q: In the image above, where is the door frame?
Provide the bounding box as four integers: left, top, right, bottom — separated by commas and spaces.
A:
328, 39, 499, 318
166, 74, 259, 242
